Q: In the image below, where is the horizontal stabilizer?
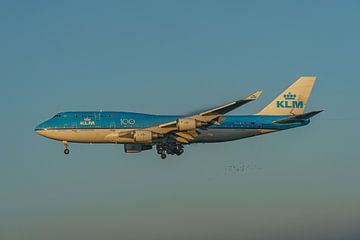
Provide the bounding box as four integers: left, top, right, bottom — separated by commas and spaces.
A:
273, 110, 323, 124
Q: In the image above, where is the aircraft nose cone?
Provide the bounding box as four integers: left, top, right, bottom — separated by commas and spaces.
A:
35, 119, 56, 139
34, 122, 47, 134
34, 124, 42, 131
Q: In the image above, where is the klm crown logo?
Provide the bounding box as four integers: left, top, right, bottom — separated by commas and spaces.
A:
276, 92, 303, 108
283, 92, 296, 100
80, 117, 95, 126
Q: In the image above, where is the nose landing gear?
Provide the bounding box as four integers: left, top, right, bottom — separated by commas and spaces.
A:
62, 141, 70, 155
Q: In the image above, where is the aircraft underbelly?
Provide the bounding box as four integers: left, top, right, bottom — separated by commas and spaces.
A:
38, 129, 132, 143
193, 129, 260, 143
39, 128, 276, 144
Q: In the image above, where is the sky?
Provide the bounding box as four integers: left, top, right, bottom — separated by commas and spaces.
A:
0, 0, 359, 239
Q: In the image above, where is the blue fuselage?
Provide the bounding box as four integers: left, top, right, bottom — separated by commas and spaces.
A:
35, 111, 309, 144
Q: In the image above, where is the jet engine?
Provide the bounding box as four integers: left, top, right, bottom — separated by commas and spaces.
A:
133, 130, 161, 143
124, 144, 152, 153
176, 118, 203, 131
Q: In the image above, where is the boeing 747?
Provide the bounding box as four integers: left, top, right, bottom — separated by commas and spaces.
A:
35, 76, 322, 159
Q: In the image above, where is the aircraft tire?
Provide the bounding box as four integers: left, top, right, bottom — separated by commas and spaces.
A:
166, 149, 174, 155
176, 149, 184, 156
64, 149, 70, 155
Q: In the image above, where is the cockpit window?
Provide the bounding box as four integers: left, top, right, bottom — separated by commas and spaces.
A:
54, 114, 62, 118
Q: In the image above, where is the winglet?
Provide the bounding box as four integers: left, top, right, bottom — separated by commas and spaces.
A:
244, 90, 262, 101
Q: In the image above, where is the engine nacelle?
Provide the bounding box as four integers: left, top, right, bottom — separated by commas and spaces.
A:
133, 130, 160, 143
124, 144, 152, 153
176, 118, 203, 131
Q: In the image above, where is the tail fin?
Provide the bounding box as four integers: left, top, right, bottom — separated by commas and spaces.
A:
257, 76, 316, 115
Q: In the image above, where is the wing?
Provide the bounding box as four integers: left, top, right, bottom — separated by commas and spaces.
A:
146, 90, 262, 143
194, 90, 263, 117
106, 90, 262, 144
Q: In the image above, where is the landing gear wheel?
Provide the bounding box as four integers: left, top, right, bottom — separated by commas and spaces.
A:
62, 141, 69, 155
176, 149, 184, 156
157, 143, 184, 158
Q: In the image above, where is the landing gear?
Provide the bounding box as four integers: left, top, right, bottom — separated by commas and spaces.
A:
156, 143, 184, 159
62, 141, 70, 155
176, 148, 184, 156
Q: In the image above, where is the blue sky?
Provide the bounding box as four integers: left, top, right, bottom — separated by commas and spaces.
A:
1, 1, 359, 239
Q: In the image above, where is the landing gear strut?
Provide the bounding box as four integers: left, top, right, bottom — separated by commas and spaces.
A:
156, 143, 184, 159
62, 141, 70, 155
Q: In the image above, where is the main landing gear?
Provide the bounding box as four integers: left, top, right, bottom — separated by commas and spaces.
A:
62, 141, 70, 155
156, 144, 184, 159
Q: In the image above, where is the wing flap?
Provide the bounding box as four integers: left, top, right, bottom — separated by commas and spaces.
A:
175, 130, 198, 141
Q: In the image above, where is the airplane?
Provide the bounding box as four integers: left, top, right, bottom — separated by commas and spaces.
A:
35, 76, 322, 159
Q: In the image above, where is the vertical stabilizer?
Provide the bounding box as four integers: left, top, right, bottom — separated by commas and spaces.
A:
257, 76, 316, 115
